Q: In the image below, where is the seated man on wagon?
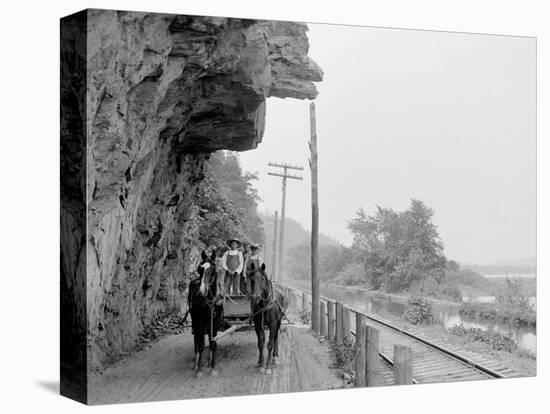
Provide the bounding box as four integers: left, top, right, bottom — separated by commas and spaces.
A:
220, 238, 244, 295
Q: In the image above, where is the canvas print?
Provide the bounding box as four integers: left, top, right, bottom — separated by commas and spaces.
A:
60, 8, 536, 405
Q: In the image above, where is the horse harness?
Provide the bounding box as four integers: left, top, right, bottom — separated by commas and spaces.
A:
251, 281, 286, 328
186, 264, 286, 335
187, 264, 224, 339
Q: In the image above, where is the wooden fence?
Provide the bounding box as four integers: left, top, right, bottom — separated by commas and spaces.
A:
278, 283, 414, 387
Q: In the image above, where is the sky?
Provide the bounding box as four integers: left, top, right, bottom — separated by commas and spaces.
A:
239, 23, 536, 265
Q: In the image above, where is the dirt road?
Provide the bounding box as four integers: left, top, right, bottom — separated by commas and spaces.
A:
88, 325, 343, 404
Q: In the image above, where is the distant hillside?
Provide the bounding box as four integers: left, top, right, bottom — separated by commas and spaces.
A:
461, 257, 535, 267
259, 212, 340, 251
492, 257, 536, 268
258, 212, 340, 273
461, 257, 536, 276
257, 212, 342, 279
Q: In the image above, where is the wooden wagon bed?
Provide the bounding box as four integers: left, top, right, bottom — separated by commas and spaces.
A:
224, 295, 252, 321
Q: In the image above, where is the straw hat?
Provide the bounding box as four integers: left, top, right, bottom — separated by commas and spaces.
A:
226, 238, 241, 247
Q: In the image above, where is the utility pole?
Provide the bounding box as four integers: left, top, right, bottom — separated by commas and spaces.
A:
268, 162, 303, 282
309, 101, 320, 334
270, 211, 278, 279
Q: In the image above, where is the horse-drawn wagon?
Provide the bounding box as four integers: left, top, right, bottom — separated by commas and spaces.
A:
187, 251, 289, 377
203, 294, 253, 343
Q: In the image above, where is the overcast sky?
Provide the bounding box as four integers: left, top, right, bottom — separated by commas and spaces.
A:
239, 23, 536, 264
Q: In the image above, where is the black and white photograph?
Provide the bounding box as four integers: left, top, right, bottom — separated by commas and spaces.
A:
59, 7, 538, 405
3, 1, 548, 413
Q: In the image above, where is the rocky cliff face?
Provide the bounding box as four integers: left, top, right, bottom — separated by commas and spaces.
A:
76, 10, 322, 367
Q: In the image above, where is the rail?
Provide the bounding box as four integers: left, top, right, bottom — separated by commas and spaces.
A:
277, 281, 506, 386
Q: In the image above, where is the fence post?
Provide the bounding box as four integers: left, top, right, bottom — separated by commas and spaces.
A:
354, 314, 366, 387
335, 302, 343, 344
327, 301, 336, 341
365, 326, 380, 386
320, 301, 327, 337
301, 292, 307, 315
342, 307, 351, 341
393, 345, 413, 385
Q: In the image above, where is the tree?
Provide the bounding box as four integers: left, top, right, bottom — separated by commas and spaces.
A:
196, 151, 264, 249
333, 263, 367, 286
400, 199, 446, 279
446, 260, 460, 272
348, 206, 403, 289
196, 174, 247, 249
347, 199, 447, 292
495, 277, 531, 312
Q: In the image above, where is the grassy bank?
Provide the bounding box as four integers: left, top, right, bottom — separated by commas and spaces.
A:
324, 281, 462, 308
287, 279, 536, 376
459, 302, 536, 327
448, 324, 518, 353
382, 305, 536, 376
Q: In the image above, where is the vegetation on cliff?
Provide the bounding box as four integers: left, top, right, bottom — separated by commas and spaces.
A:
198, 151, 264, 249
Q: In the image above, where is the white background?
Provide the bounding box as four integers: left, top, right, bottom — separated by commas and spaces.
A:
0, 0, 547, 412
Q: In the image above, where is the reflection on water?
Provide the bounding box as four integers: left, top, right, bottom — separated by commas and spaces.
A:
321, 285, 536, 354
463, 296, 496, 303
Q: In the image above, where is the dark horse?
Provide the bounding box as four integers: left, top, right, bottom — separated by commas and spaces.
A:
188, 250, 224, 377
249, 263, 287, 374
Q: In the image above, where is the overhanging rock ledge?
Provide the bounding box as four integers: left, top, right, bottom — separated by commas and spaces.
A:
61, 9, 323, 368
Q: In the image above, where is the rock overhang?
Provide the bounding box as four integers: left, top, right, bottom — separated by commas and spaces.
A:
165, 16, 324, 152
80, 9, 323, 367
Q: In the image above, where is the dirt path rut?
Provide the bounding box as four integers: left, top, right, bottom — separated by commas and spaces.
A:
89, 326, 342, 404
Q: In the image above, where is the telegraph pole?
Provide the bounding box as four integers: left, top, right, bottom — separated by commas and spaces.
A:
309, 102, 320, 334
270, 211, 278, 279
268, 162, 303, 281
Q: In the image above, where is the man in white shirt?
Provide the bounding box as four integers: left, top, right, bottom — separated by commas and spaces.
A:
221, 239, 244, 295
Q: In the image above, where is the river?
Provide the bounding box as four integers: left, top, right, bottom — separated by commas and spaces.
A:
316, 284, 536, 354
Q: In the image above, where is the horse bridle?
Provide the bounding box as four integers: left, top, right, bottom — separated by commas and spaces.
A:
193, 260, 223, 339
250, 271, 278, 319
199, 261, 222, 304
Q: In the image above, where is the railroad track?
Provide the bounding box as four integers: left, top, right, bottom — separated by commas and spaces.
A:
348, 309, 506, 385
280, 282, 518, 386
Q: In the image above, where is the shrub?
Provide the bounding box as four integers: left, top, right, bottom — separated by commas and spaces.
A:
445, 268, 492, 295
408, 276, 439, 297
515, 347, 536, 360
333, 263, 367, 286
402, 297, 434, 324
448, 324, 517, 352
495, 277, 532, 312
441, 285, 463, 302
409, 276, 463, 302
459, 302, 536, 327
329, 336, 355, 370
299, 309, 311, 325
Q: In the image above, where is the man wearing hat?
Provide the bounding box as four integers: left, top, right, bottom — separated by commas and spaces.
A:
221, 239, 244, 295
243, 244, 263, 294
